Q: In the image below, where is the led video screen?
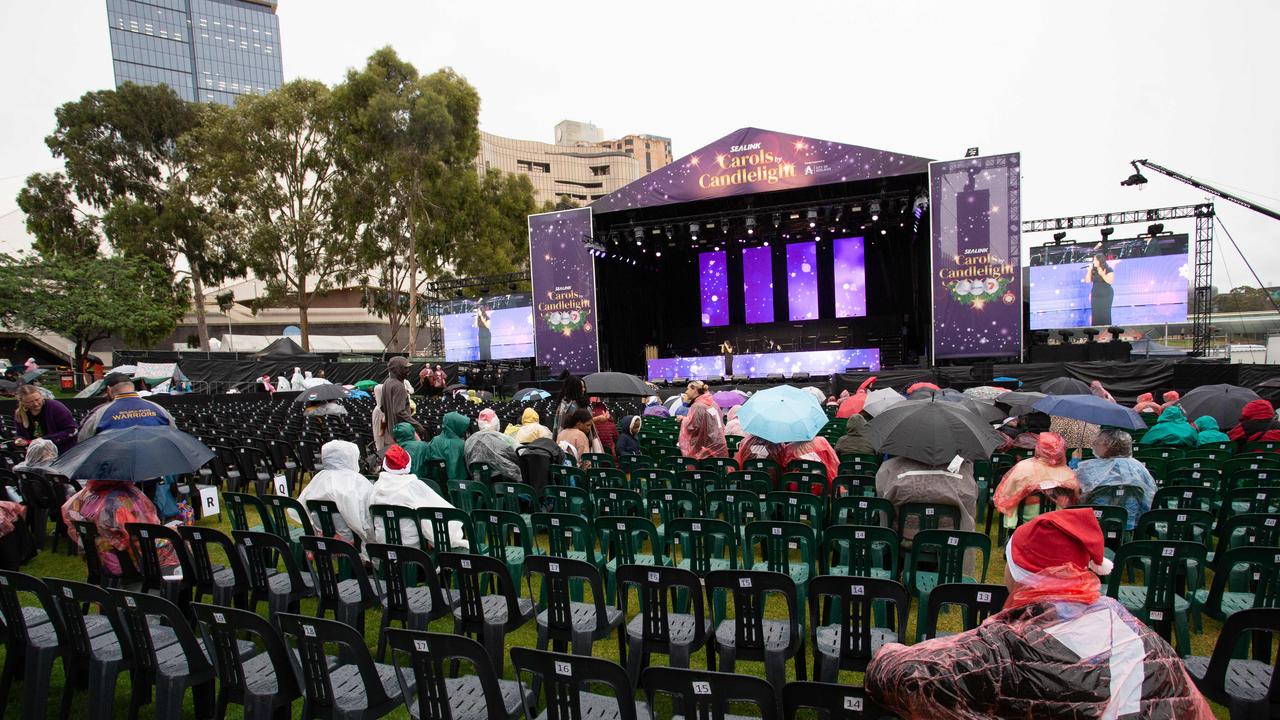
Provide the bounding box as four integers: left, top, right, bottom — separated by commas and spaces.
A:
699, 250, 729, 327
833, 236, 867, 318
787, 242, 819, 321
646, 356, 727, 382
442, 294, 536, 361
742, 245, 775, 324
1029, 234, 1189, 329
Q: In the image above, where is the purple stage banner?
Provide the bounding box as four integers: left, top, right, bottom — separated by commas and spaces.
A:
590, 127, 932, 214
929, 153, 1021, 360
528, 208, 600, 374
646, 356, 727, 382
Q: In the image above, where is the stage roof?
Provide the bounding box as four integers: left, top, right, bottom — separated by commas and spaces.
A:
590, 127, 932, 214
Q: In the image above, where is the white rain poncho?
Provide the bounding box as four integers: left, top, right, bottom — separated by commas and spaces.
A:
294, 440, 373, 543
367, 471, 469, 549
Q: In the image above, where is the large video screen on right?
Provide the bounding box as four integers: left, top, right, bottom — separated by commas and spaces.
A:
1029, 234, 1189, 329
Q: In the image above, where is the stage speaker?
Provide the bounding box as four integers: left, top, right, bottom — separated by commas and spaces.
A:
792, 372, 811, 382
534, 365, 551, 380
731, 374, 749, 383
672, 377, 688, 386
705, 376, 724, 385
766, 373, 785, 382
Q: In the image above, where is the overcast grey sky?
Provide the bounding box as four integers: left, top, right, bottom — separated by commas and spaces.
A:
2, 0, 1277, 288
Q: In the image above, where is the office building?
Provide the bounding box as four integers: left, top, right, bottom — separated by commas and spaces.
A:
600, 133, 674, 174
105, 0, 283, 106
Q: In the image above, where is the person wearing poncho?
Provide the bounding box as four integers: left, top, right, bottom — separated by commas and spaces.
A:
512, 408, 553, 444
1193, 415, 1230, 446
1132, 392, 1162, 414
465, 409, 520, 482
992, 432, 1080, 526
1138, 405, 1199, 447
295, 440, 373, 543
392, 422, 432, 478
426, 412, 470, 481
368, 445, 468, 549
833, 414, 876, 457
867, 508, 1213, 719
677, 381, 728, 460
616, 415, 642, 456
1228, 399, 1280, 450
1076, 428, 1156, 530
63, 480, 177, 577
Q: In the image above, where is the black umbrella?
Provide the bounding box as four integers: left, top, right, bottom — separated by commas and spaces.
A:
292, 383, 347, 403
584, 371, 651, 396
908, 390, 1005, 423
862, 399, 1006, 465
50, 426, 215, 482
1040, 377, 1091, 395
0, 379, 15, 393
1178, 384, 1260, 428
995, 391, 1048, 417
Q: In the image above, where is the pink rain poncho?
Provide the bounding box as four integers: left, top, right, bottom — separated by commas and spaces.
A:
677, 392, 728, 460
734, 434, 840, 484
992, 432, 1080, 522
866, 564, 1214, 719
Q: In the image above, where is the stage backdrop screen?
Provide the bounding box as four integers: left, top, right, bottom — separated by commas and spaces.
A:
528, 208, 600, 374
833, 236, 868, 318
787, 242, 819, 321
734, 348, 881, 378
1029, 234, 1190, 329
699, 250, 729, 327
441, 295, 535, 362
742, 245, 775, 324
646, 356, 727, 382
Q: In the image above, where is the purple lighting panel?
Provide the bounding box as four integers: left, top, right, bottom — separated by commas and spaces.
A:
742, 246, 775, 324
734, 348, 881, 379
646, 356, 726, 382
786, 242, 818, 321
699, 250, 729, 327
833, 236, 867, 318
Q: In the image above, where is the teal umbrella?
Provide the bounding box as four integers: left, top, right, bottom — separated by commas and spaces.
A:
736, 385, 829, 443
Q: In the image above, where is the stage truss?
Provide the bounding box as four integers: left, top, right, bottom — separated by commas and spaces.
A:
422, 271, 531, 358
1021, 203, 1215, 355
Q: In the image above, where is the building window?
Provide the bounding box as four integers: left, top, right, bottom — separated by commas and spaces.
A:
516, 159, 551, 174
589, 165, 610, 176
646, 153, 652, 172
624, 138, 633, 146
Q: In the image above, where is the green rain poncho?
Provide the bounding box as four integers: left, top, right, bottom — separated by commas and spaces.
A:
1138, 405, 1199, 448
426, 412, 471, 481
1193, 415, 1231, 446
392, 422, 433, 479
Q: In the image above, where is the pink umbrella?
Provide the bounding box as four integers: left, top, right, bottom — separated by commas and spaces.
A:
712, 390, 748, 410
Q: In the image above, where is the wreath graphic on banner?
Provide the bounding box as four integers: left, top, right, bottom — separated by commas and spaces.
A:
947, 276, 1013, 308
546, 309, 590, 333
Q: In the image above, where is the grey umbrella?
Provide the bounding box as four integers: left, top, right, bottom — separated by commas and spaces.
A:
863, 399, 1006, 465
908, 390, 1005, 423
995, 391, 1048, 417
1039, 377, 1092, 395
584, 371, 651, 396
50, 425, 214, 482
293, 383, 347, 403
1178, 384, 1261, 428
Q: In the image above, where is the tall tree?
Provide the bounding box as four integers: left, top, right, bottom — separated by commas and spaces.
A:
0, 253, 187, 376
41, 83, 243, 350
196, 80, 364, 350
15, 172, 100, 260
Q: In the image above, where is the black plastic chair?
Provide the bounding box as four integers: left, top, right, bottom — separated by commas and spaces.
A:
69, 518, 124, 587
705, 568, 806, 694
783, 680, 889, 719
1185, 607, 1280, 718
42, 578, 129, 720
278, 612, 403, 720
807, 575, 910, 683
917, 582, 1010, 643
385, 629, 530, 720
126, 522, 197, 610
301, 535, 381, 636
111, 588, 218, 720
641, 665, 779, 720
513, 646, 648, 720
234, 530, 316, 620
436, 552, 535, 677
616, 564, 712, 688
366, 543, 459, 662
17, 469, 68, 553
307, 498, 361, 547
192, 602, 300, 720
525, 554, 625, 657
178, 525, 250, 609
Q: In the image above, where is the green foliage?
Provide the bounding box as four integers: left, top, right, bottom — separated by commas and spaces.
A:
1217, 285, 1274, 313
15, 172, 100, 260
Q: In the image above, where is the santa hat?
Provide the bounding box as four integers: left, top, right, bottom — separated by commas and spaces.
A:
1006, 508, 1113, 582
383, 445, 411, 474
1240, 399, 1276, 422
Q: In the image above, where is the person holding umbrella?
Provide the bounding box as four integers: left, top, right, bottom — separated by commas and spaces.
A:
77, 373, 174, 442
733, 385, 840, 483
677, 381, 728, 461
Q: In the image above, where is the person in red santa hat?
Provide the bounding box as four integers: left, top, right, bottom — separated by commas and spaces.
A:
867, 508, 1213, 719
1228, 398, 1280, 451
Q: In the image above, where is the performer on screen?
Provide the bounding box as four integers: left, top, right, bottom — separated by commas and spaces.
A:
476, 305, 492, 361
1083, 253, 1114, 326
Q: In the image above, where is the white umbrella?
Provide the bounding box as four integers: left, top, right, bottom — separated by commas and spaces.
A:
863, 388, 907, 417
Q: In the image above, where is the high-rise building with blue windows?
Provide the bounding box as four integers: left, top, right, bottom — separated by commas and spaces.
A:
106, 0, 283, 106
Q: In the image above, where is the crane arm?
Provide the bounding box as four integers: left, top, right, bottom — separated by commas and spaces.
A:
1127, 159, 1280, 222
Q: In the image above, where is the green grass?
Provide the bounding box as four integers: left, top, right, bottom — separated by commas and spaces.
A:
3, 500, 1233, 719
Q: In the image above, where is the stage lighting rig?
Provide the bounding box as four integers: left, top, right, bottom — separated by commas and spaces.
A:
807, 209, 818, 228
720, 218, 730, 234
1146, 223, 1165, 236
772, 213, 781, 228
634, 227, 644, 245
664, 225, 674, 240
1052, 231, 1068, 243
870, 200, 881, 222
833, 205, 843, 222
745, 217, 756, 235
689, 222, 700, 240
1100, 227, 1115, 241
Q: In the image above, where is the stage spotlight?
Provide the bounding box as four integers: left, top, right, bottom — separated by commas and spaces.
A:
1120, 161, 1148, 187
880, 229, 887, 235
833, 205, 843, 222
1147, 223, 1165, 235
1100, 227, 1115, 241
763, 240, 770, 247
1052, 231, 1068, 242
720, 218, 729, 234
745, 216, 756, 234
689, 222, 700, 240
807, 209, 818, 228
655, 250, 662, 258
664, 225, 674, 240
634, 227, 644, 244
772, 213, 781, 228
714, 245, 721, 252
870, 200, 881, 221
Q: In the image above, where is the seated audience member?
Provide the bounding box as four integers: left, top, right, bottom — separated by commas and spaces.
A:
834, 413, 876, 457
557, 409, 595, 466
391, 422, 432, 479
1088, 379, 1115, 402
1228, 399, 1280, 450
78, 373, 175, 442
615, 415, 642, 456
512, 408, 553, 444
464, 410, 520, 482
1076, 428, 1156, 530
875, 455, 978, 568
735, 433, 841, 483
677, 381, 728, 460
1138, 405, 1198, 447
993, 432, 1080, 526
63, 479, 176, 578
368, 445, 468, 549
295, 440, 373, 544
425, 411, 470, 481
1193, 415, 1230, 446
592, 402, 619, 455
867, 509, 1213, 719
13, 384, 78, 453
1132, 392, 1162, 414
1160, 390, 1181, 410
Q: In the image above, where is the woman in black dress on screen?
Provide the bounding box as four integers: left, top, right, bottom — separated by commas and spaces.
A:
476, 305, 492, 361
1083, 253, 1115, 326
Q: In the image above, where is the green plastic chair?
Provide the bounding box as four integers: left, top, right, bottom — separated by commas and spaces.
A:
665, 516, 739, 590
1226, 469, 1280, 492
1107, 539, 1207, 655
1070, 504, 1129, 552
585, 467, 629, 491
468, 462, 495, 484
419, 506, 474, 555
1136, 446, 1185, 463
830, 496, 895, 528
1152, 485, 1218, 513
675, 469, 719, 505
821, 524, 899, 580
699, 457, 738, 476
647, 444, 681, 462
744, 520, 817, 625
741, 458, 781, 487
492, 481, 536, 529
582, 452, 615, 469
660, 455, 699, 474
473, 508, 533, 596
445, 479, 494, 513
261, 494, 314, 567
830, 474, 876, 498
540, 483, 594, 518
765, 491, 825, 533
224, 491, 274, 534
420, 458, 450, 485
725, 435, 742, 454
779, 471, 826, 496
618, 453, 646, 475
644, 488, 700, 541
531, 512, 599, 568
632, 468, 676, 492
1243, 441, 1280, 453
1224, 455, 1280, 477
723, 470, 772, 497
1196, 545, 1280, 624
592, 487, 645, 518
904, 529, 990, 631
706, 489, 763, 539
787, 459, 827, 477
1164, 467, 1224, 490
896, 502, 962, 539
594, 515, 665, 602
548, 465, 587, 488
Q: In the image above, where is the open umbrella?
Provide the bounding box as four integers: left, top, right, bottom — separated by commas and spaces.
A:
963, 385, 1010, 401
584, 372, 651, 396
712, 390, 748, 410
1040, 377, 1091, 395
736, 385, 829, 443
0, 379, 15, 393
514, 388, 551, 403
50, 426, 214, 482
995, 391, 1048, 417
293, 383, 347, 403
20, 369, 46, 383
863, 399, 1006, 465
353, 379, 377, 392
1178, 384, 1261, 428
862, 388, 906, 417
908, 390, 1004, 423
1032, 395, 1147, 431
